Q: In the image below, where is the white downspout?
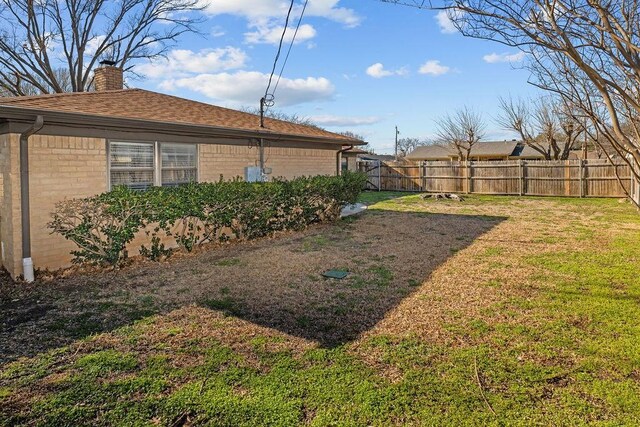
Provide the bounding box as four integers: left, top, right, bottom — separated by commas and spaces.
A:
19, 115, 44, 283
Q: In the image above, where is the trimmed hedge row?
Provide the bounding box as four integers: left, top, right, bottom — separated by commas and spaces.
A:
48, 172, 367, 266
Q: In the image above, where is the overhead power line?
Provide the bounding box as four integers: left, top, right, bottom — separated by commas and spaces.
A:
263, 0, 296, 101
273, 0, 310, 96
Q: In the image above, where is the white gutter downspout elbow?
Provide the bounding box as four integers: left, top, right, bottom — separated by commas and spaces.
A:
19, 115, 44, 283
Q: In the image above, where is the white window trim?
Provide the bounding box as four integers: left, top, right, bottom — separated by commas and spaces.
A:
107, 140, 198, 190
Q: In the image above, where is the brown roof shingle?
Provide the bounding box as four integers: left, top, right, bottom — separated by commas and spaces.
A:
0, 89, 357, 143
407, 141, 519, 160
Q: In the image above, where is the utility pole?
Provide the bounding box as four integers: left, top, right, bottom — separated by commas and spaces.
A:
258, 97, 266, 181
395, 126, 400, 161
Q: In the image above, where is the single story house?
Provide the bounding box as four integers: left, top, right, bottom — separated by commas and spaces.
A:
0, 63, 361, 280
341, 147, 369, 172
407, 140, 606, 162
406, 141, 543, 162
341, 149, 399, 172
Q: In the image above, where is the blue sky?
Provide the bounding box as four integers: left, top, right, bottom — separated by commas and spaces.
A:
133, 0, 541, 154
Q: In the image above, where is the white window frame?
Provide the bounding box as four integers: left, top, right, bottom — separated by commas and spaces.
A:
159, 142, 199, 187
107, 140, 198, 190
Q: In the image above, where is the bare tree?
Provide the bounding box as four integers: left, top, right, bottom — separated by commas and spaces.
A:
443, 0, 640, 202
435, 107, 486, 160
497, 95, 583, 160
397, 137, 426, 157
0, 0, 204, 96
338, 131, 374, 152
339, 130, 365, 141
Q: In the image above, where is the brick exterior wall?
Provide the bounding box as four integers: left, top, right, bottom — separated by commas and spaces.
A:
0, 134, 338, 278
0, 133, 20, 275
199, 142, 337, 182
29, 135, 109, 272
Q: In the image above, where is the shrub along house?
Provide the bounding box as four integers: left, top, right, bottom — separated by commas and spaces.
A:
0, 63, 362, 281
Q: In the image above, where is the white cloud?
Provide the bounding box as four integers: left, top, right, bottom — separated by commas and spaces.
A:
366, 62, 408, 78
305, 0, 361, 28
162, 71, 335, 107
435, 10, 459, 34
85, 35, 106, 56
245, 23, 316, 44
309, 115, 381, 127
200, 0, 361, 28
483, 51, 527, 63
211, 26, 226, 37
418, 60, 451, 76
136, 47, 247, 79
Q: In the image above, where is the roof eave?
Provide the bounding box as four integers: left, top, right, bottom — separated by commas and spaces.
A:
0, 105, 362, 146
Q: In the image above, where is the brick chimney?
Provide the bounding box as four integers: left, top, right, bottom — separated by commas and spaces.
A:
94, 60, 123, 91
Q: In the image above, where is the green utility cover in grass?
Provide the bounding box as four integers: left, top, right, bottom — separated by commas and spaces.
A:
322, 270, 349, 279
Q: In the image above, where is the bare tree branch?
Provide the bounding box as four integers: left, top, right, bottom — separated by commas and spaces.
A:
397, 137, 427, 157
443, 0, 640, 205
435, 106, 486, 160
497, 95, 584, 160
0, 0, 205, 95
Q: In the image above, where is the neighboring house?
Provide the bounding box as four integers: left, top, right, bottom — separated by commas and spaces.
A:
360, 153, 398, 162
341, 147, 369, 172
341, 149, 398, 172
0, 63, 361, 280
407, 141, 537, 161
407, 141, 610, 163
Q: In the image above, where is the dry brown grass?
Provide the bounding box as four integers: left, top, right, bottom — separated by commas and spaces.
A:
1, 202, 502, 362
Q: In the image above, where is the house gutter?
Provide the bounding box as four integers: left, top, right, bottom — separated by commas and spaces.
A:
337, 145, 354, 176
19, 115, 44, 283
0, 106, 365, 147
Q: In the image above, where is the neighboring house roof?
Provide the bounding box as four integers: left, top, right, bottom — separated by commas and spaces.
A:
405, 145, 451, 161
342, 147, 369, 156
359, 153, 396, 162
0, 89, 360, 145
510, 144, 546, 159
468, 141, 518, 157
407, 141, 519, 160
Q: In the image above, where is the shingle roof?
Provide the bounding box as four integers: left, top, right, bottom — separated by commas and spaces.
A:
407, 141, 519, 160
469, 141, 518, 156
0, 89, 357, 144
360, 153, 396, 162
405, 145, 452, 160
511, 144, 546, 159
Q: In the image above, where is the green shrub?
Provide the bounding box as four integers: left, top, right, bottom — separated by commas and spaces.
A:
48, 186, 146, 265
48, 172, 366, 266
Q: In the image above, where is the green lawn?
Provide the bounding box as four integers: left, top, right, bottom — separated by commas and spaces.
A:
1, 193, 639, 426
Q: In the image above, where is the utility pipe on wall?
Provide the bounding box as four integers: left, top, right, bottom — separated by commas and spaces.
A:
19, 115, 44, 283
337, 145, 354, 176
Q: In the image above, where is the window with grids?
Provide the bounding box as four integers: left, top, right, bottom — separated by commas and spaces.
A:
161, 143, 197, 186
108, 141, 197, 189
109, 142, 155, 190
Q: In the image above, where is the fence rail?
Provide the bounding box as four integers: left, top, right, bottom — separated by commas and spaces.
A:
357, 159, 632, 198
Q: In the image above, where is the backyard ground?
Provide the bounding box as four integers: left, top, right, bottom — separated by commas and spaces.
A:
1, 193, 639, 425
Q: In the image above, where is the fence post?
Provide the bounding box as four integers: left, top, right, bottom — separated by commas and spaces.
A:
519, 160, 524, 196
466, 161, 472, 194
579, 159, 585, 198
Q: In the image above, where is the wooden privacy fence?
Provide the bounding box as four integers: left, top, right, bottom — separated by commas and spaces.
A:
357, 159, 632, 198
